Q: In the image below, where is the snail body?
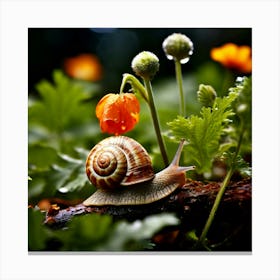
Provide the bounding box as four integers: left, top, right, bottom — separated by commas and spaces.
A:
83, 136, 194, 206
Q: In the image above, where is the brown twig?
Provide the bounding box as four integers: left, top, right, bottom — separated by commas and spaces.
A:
44, 178, 251, 229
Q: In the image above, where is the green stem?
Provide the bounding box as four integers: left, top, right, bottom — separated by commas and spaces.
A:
143, 78, 169, 167
175, 59, 185, 116
120, 73, 168, 166
120, 74, 149, 103
198, 165, 234, 247
198, 122, 245, 248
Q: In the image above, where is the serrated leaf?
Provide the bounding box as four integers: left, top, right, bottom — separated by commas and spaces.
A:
168, 92, 238, 173
51, 151, 88, 193
222, 152, 252, 177
58, 173, 89, 193
29, 70, 91, 134
28, 147, 89, 201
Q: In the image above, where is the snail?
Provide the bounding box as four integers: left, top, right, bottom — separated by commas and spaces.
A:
83, 136, 195, 206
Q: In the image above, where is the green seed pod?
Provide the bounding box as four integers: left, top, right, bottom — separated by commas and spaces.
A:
162, 33, 193, 64
197, 84, 217, 107
131, 51, 159, 80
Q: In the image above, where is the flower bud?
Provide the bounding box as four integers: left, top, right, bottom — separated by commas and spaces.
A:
162, 33, 193, 64
131, 51, 159, 80
197, 84, 217, 107
96, 93, 140, 135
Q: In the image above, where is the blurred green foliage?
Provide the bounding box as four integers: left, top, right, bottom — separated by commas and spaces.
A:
29, 70, 101, 152
229, 76, 252, 155
28, 208, 179, 251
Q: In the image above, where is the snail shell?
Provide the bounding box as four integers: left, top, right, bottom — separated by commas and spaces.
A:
86, 136, 154, 189
84, 136, 195, 206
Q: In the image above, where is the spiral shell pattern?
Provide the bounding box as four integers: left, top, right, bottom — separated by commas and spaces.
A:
86, 136, 154, 189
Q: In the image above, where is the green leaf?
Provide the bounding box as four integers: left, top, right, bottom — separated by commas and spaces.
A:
29, 69, 93, 136
168, 91, 238, 173
229, 76, 251, 115
229, 76, 252, 155
51, 151, 89, 193
28, 177, 46, 200
230, 77, 251, 124
53, 213, 179, 251
28, 208, 50, 250
54, 214, 114, 251
28, 145, 58, 170
185, 230, 199, 242
28, 147, 90, 202
102, 213, 179, 251
222, 152, 252, 177
29, 207, 179, 251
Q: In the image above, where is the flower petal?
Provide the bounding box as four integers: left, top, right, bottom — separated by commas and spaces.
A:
96, 93, 140, 135
210, 43, 252, 73
64, 54, 103, 81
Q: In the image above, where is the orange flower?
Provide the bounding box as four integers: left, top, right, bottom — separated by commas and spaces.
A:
210, 43, 252, 73
64, 54, 103, 81
96, 93, 140, 135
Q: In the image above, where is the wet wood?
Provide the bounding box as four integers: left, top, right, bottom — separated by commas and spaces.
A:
44, 178, 251, 229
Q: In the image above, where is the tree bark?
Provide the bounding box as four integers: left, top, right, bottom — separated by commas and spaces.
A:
44, 178, 251, 226
43, 178, 251, 250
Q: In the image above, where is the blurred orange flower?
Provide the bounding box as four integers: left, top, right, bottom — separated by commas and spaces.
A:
210, 43, 252, 73
96, 93, 140, 135
64, 54, 103, 81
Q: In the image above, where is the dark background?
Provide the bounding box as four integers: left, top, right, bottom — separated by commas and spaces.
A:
28, 28, 251, 93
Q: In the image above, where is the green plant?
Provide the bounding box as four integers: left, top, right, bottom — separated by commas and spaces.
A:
28, 30, 252, 251
28, 208, 179, 251
168, 89, 238, 174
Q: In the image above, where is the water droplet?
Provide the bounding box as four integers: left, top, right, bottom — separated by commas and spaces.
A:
236, 76, 244, 82
166, 54, 174, 61
59, 187, 68, 193
180, 57, 190, 64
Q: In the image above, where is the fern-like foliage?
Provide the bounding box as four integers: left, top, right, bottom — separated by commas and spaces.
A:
221, 152, 252, 177
168, 91, 238, 173
29, 70, 91, 133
